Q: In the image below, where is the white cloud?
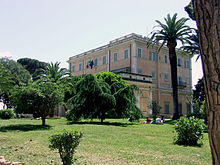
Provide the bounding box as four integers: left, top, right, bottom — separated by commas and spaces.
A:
0, 51, 13, 58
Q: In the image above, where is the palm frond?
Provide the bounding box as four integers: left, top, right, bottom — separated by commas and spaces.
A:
146, 13, 192, 53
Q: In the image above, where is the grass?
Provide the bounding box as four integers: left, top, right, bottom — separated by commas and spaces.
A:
0, 118, 212, 165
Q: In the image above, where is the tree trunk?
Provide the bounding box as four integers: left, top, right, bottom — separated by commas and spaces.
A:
167, 43, 180, 120
193, 0, 220, 164
42, 117, 46, 126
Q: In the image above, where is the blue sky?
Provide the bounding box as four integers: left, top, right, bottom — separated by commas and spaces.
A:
0, 0, 203, 87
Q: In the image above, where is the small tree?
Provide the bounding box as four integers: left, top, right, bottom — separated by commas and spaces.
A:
67, 74, 116, 123
10, 80, 63, 126
67, 73, 143, 122
96, 72, 143, 120
49, 129, 83, 165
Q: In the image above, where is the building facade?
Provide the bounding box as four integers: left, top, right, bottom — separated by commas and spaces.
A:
68, 33, 192, 117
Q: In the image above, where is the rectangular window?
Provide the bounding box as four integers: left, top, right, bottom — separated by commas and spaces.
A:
114, 52, 118, 62
124, 49, 128, 59
72, 65, 75, 73
165, 103, 169, 114
164, 54, 168, 64
178, 76, 183, 85
178, 104, 182, 115
177, 57, 182, 66
137, 68, 142, 74
78, 63, 82, 71
151, 71, 156, 79
94, 58, 98, 67
137, 48, 142, 58
185, 59, 190, 68
102, 55, 106, 65
150, 51, 157, 61
164, 73, 169, 81
186, 77, 190, 85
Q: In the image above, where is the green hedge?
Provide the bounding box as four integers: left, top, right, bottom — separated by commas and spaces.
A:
0, 109, 15, 119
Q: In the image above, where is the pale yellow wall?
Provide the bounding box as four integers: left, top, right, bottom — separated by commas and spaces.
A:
68, 36, 192, 117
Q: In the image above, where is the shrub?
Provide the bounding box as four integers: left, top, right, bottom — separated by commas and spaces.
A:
187, 100, 206, 119
49, 129, 83, 165
174, 117, 205, 146
65, 110, 72, 121
0, 109, 15, 119
65, 110, 81, 122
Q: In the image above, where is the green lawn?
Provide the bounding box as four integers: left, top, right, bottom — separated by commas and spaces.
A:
0, 118, 211, 165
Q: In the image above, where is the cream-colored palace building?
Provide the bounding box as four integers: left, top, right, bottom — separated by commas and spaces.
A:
68, 33, 192, 117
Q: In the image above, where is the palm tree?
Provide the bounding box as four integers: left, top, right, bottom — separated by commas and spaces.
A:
147, 13, 192, 120
181, 30, 200, 61
37, 62, 70, 82
36, 62, 70, 117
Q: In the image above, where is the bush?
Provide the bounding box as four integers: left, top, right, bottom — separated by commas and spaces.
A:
187, 100, 206, 119
65, 110, 72, 121
65, 110, 81, 122
174, 117, 205, 146
49, 129, 83, 165
0, 109, 15, 119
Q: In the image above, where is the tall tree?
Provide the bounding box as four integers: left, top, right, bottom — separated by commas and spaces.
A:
182, 2, 200, 61
193, 78, 205, 104
17, 58, 47, 80
0, 58, 31, 108
185, 1, 195, 21
0, 64, 14, 109
181, 30, 200, 61
192, 1, 220, 164
147, 13, 192, 119
0, 58, 31, 85
36, 62, 69, 117
17, 58, 47, 75
0, 64, 13, 92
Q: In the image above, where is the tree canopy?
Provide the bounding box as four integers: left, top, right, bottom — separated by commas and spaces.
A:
0, 58, 31, 85
17, 58, 48, 75
67, 72, 143, 123
0, 58, 31, 108
10, 79, 64, 126
0, 64, 14, 92
36, 62, 70, 82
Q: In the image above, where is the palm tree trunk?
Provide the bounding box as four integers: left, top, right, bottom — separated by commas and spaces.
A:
167, 43, 180, 120
193, 0, 220, 164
